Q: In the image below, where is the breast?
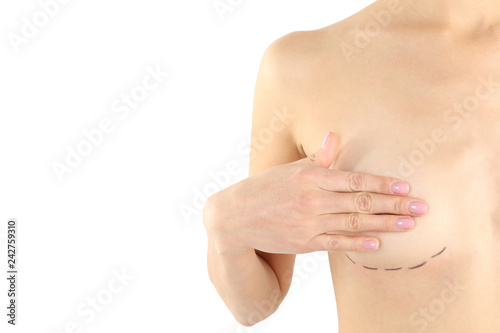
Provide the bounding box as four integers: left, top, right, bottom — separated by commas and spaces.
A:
294, 54, 500, 272
330, 114, 500, 271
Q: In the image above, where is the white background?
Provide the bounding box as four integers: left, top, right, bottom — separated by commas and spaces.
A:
0, 1, 374, 332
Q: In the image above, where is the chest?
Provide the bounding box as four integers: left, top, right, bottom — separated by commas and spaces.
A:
298, 70, 500, 268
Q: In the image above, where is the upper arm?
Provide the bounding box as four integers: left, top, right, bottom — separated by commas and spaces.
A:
249, 33, 306, 299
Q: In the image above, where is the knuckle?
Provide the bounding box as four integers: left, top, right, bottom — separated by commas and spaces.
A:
326, 238, 341, 251
295, 167, 316, 182
393, 197, 405, 215
345, 213, 362, 231
348, 172, 364, 191
344, 240, 358, 252
355, 193, 373, 213
306, 238, 321, 253
306, 153, 318, 163
294, 193, 317, 210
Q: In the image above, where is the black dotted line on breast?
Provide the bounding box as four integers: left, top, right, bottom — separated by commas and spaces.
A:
345, 246, 447, 271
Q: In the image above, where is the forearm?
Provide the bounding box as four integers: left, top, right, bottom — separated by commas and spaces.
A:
206, 241, 283, 326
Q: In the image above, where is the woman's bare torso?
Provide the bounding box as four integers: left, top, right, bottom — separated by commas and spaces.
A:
290, 3, 500, 331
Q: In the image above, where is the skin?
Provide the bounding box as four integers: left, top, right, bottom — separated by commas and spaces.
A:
204, 0, 500, 331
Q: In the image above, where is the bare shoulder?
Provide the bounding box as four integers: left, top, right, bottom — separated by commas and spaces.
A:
254, 25, 354, 125
264, 2, 398, 64
258, 3, 397, 93
262, 0, 416, 73
252, 14, 369, 157
252, 28, 346, 158
261, 27, 346, 83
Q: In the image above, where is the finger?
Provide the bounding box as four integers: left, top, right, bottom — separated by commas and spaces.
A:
320, 192, 428, 216
316, 213, 415, 234
309, 234, 379, 252
314, 170, 410, 196
298, 132, 339, 169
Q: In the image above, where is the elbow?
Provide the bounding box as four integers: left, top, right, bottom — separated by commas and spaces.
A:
231, 298, 281, 327
235, 317, 258, 328
233, 312, 271, 328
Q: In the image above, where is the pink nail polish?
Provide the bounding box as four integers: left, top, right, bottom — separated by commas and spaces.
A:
391, 182, 409, 195
395, 217, 414, 229
408, 202, 428, 215
363, 240, 378, 250
322, 132, 330, 148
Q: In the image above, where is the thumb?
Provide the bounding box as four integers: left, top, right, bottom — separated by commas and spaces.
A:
304, 132, 338, 168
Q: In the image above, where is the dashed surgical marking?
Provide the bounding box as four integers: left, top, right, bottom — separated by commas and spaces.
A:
431, 247, 447, 258
362, 266, 378, 270
345, 254, 356, 264
408, 261, 427, 269
346, 246, 448, 271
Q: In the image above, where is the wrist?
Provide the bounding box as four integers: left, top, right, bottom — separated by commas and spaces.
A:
203, 191, 252, 257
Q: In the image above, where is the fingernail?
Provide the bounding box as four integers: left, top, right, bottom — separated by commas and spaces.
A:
395, 217, 414, 229
363, 240, 378, 250
391, 182, 410, 195
408, 201, 428, 215
322, 132, 330, 148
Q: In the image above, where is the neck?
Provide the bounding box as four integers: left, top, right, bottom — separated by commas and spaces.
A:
383, 0, 500, 33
